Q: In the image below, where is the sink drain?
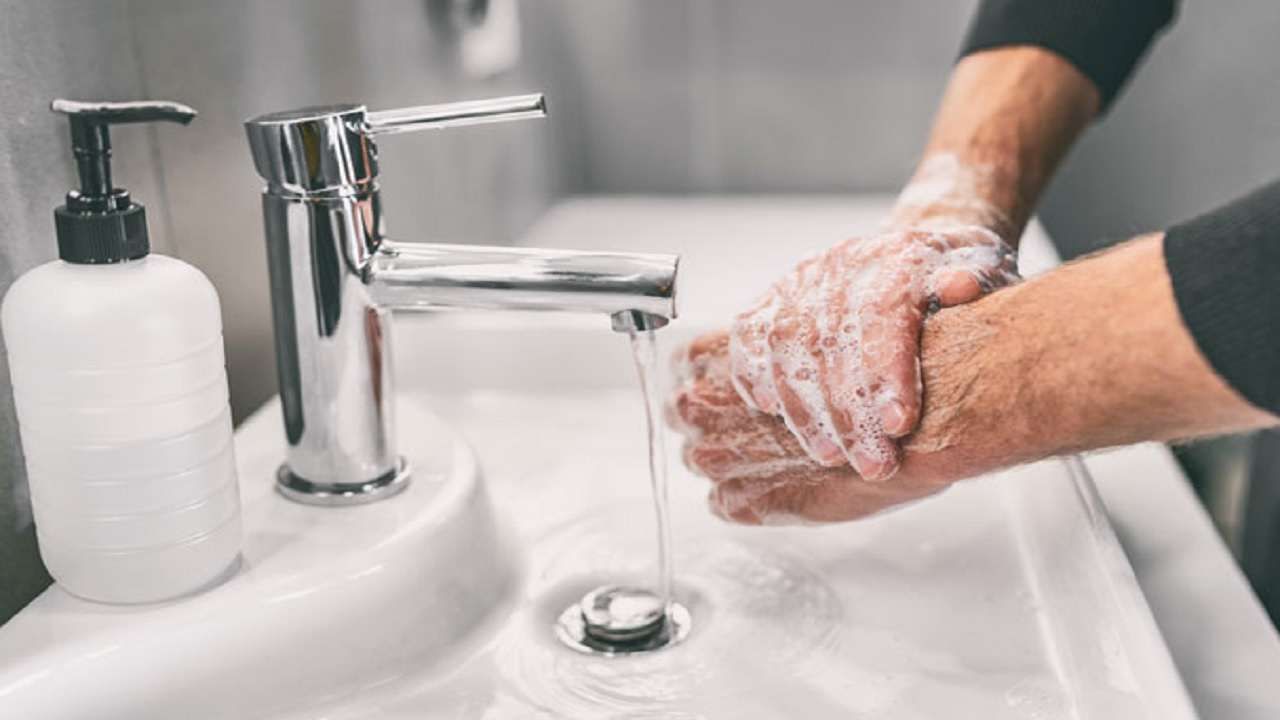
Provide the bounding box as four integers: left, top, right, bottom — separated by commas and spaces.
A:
555, 585, 690, 655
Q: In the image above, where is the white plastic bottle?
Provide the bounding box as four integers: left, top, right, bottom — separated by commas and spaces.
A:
0, 99, 240, 603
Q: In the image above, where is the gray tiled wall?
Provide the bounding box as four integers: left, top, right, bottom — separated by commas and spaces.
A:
1038, 0, 1280, 255
554, 0, 1280, 257
550, 0, 979, 194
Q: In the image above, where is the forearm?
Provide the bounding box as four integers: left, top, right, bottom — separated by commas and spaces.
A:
905, 234, 1279, 480
890, 47, 1099, 243
893, 0, 1180, 242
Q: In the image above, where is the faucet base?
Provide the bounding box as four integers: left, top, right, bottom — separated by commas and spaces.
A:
275, 458, 411, 506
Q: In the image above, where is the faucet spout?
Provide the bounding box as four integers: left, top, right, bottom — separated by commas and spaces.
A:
246, 93, 681, 506
368, 241, 678, 323
610, 309, 669, 333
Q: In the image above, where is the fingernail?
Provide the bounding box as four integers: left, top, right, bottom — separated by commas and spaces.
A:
880, 399, 910, 435
852, 449, 895, 483
812, 435, 845, 466
708, 491, 730, 520
683, 444, 706, 475
730, 505, 763, 526
754, 390, 779, 415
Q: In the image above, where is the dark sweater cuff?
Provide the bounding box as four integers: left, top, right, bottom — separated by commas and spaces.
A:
960, 0, 1177, 112
1165, 180, 1280, 416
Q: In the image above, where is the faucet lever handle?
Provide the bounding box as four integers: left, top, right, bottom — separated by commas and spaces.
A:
364, 93, 546, 136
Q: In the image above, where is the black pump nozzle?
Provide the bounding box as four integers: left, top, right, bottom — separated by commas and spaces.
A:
49, 99, 196, 264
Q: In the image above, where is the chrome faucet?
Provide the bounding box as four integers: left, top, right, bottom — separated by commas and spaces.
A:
244, 94, 678, 506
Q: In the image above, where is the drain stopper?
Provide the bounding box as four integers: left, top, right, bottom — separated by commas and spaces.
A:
555, 585, 692, 655
580, 586, 667, 643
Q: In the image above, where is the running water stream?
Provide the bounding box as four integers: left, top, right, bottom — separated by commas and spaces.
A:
554, 326, 690, 655
629, 326, 674, 606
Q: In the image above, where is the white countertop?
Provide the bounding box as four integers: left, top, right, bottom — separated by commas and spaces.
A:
520, 196, 1280, 719
1090, 446, 1280, 719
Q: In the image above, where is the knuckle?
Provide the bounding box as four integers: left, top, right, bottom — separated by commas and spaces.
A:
664, 394, 695, 436
688, 446, 729, 477
762, 483, 812, 520
682, 442, 705, 476
673, 388, 698, 428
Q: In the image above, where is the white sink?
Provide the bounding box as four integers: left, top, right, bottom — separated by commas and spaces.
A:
0, 197, 1196, 719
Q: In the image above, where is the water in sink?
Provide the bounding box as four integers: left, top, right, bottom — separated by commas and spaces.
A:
328, 313, 1183, 718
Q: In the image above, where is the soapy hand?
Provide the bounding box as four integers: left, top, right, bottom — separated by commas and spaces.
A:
670, 331, 955, 524
729, 155, 1019, 481
728, 222, 1016, 481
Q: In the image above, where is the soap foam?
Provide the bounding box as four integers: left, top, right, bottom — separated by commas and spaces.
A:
727, 158, 1018, 481
889, 153, 1014, 239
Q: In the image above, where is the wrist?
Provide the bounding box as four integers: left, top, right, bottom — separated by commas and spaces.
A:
888, 153, 1025, 245
898, 47, 1104, 247
902, 282, 1050, 482
900, 233, 1276, 486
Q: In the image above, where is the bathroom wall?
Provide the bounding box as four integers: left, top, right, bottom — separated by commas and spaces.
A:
544, 0, 978, 195
549, 0, 1280, 257
1035, 0, 1280, 255
0, 0, 574, 623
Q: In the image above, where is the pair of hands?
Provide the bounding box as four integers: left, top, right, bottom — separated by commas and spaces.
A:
667, 223, 1018, 524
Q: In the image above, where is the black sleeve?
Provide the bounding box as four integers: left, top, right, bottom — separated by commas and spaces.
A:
1165, 182, 1280, 416
960, 0, 1178, 111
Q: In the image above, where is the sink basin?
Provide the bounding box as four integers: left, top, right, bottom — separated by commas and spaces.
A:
0, 197, 1196, 718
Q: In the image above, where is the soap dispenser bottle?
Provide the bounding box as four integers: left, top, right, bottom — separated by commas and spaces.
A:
1, 99, 241, 603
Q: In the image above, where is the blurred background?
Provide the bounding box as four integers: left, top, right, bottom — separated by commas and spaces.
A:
1, 0, 1278, 625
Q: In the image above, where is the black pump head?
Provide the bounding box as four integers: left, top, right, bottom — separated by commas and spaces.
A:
50, 99, 196, 264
